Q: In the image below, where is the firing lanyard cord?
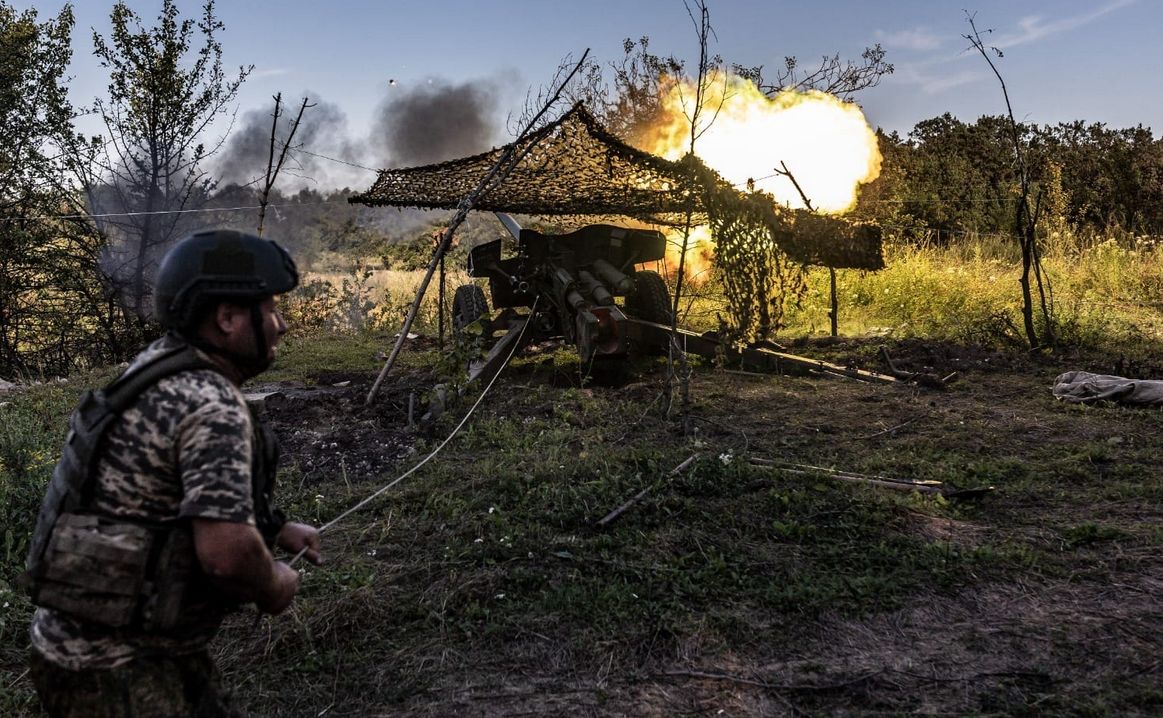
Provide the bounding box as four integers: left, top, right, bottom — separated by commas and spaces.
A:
286, 298, 540, 567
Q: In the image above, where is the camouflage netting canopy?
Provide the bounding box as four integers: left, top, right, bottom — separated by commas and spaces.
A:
351, 102, 882, 271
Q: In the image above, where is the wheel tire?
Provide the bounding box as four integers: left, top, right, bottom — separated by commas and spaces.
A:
626, 270, 673, 324
452, 284, 489, 332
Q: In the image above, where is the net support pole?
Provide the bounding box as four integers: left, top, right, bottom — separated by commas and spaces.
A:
365, 49, 591, 405
829, 267, 838, 337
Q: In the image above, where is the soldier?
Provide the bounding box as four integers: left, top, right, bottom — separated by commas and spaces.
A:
23, 229, 323, 717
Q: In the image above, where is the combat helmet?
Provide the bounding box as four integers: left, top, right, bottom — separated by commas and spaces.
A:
154, 229, 299, 331
154, 229, 298, 370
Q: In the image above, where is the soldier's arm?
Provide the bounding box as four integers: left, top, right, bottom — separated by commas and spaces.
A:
192, 518, 299, 614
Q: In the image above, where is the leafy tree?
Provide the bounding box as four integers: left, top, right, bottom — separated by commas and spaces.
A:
848, 129, 917, 232
891, 113, 1026, 238
865, 114, 1163, 241
0, 3, 72, 204
85, 0, 250, 319
0, 2, 137, 377
1039, 122, 1163, 233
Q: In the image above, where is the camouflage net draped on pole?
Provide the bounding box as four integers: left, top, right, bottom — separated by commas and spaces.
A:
351, 102, 883, 342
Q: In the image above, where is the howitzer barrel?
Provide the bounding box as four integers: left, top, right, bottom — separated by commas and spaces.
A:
552, 266, 575, 291
591, 259, 633, 294
577, 270, 614, 306
552, 266, 592, 312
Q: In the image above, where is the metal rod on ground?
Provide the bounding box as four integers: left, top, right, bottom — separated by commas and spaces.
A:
780, 467, 943, 494
364, 48, 591, 405
597, 454, 698, 528
747, 457, 945, 494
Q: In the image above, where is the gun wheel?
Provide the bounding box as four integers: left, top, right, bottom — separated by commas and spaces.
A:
626, 270, 673, 324
452, 284, 490, 332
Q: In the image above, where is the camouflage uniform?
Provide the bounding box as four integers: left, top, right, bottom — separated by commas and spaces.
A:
29, 648, 241, 718
28, 334, 261, 717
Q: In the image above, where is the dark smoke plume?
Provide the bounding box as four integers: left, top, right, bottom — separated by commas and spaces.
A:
202, 76, 511, 258
215, 94, 366, 191
371, 77, 500, 167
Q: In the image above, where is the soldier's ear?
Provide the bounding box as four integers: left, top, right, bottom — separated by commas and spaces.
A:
213, 302, 249, 337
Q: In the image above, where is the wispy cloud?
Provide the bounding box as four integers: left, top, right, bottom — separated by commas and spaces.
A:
887, 0, 1135, 95
875, 27, 943, 52
989, 0, 1137, 48
250, 67, 289, 80
895, 63, 985, 95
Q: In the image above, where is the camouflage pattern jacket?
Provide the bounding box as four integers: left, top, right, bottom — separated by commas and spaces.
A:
30, 335, 274, 670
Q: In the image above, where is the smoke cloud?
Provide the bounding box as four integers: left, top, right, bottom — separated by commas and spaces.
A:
215, 94, 367, 192
202, 75, 511, 259
215, 76, 507, 192
371, 77, 500, 167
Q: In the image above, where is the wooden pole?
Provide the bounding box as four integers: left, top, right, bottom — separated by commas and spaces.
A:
829, 267, 838, 337
438, 251, 446, 352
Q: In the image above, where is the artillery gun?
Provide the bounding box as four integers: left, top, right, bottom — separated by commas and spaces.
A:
453, 213, 897, 385
452, 214, 674, 379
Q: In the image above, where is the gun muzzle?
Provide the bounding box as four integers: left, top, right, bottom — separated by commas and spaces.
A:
565, 287, 588, 312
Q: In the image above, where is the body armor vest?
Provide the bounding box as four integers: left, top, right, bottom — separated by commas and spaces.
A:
24, 339, 284, 630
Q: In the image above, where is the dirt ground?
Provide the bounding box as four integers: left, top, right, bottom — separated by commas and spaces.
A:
238, 338, 1162, 716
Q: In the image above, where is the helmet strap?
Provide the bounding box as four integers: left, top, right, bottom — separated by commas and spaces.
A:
249, 303, 269, 366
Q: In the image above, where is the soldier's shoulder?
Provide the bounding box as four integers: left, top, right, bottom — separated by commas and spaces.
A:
151, 368, 246, 416
124, 334, 185, 371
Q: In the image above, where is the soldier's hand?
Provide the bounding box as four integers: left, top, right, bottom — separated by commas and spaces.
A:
277, 522, 323, 565
257, 561, 300, 614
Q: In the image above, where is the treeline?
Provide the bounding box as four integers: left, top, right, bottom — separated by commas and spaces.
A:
198, 185, 507, 272
3, 1, 1161, 379
0, 1, 465, 379
856, 114, 1163, 239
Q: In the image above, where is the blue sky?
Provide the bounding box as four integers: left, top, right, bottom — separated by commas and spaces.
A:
20, 0, 1161, 160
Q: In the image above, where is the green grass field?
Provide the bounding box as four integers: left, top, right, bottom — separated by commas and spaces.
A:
2, 232, 1162, 715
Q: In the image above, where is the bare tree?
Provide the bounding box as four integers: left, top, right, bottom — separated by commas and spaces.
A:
964, 12, 1053, 348
734, 44, 893, 101
666, 0, 724, 419
257, 93, 312, 236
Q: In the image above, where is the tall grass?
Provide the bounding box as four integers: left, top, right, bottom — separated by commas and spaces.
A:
0, 375, 108, 703
285, 230, 1163, 357
780, 228, 1163, 351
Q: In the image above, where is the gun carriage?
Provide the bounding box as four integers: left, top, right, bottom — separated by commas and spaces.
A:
453, 214, 895, 385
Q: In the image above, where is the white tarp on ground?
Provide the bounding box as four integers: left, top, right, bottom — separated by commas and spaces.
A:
1052, 371, 1163, 406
